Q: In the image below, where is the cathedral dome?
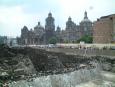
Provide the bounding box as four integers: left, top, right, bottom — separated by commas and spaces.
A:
81, 18, 91, 22
34, 22, 44, 29
22, 26, 28, 32
81, 11, 91, 23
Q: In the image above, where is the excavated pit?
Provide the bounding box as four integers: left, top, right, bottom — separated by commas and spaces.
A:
0, 45, 115, 83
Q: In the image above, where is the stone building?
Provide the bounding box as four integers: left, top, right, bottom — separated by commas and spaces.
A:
61, 17, 80, 43
45, 12, 55, 43
19, 22, 45, 45
79, 11, 93, 37
61, 11, 93, 43
18, 11, 93, 45
93, 14, 115, 43
19, 12, 56, 45
55, 26, 62, 43
34, 22, 45, 44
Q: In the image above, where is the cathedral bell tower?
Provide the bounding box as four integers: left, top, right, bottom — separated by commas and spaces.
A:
45, 12, 55, 44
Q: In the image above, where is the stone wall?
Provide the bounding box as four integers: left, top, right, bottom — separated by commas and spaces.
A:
46, 48, 115, 57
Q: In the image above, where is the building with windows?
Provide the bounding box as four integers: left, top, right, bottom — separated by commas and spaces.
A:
61, 11, 92, 43
18, 11, 93, 45
79, 11, 93, 37
45, 12, 55, 43
19, 22, 45, 45
93, 14, 115, 43
61, 17, 80, 43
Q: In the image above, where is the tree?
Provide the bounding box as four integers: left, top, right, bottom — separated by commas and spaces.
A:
77, 35, 93, 43
49, 37, 57, 44
63, 40, 69, 43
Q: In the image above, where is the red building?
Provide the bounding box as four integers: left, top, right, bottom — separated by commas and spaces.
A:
93, 14, 115, 43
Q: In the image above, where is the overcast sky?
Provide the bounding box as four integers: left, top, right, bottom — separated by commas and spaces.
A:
0, 0, 115, 37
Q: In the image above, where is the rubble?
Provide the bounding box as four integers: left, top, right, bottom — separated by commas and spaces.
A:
0, 44, 115, 83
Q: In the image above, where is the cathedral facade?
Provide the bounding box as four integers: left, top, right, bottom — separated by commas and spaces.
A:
80, 11, 93, 37
18, 11, 93, 45
62, 11, 93, 43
